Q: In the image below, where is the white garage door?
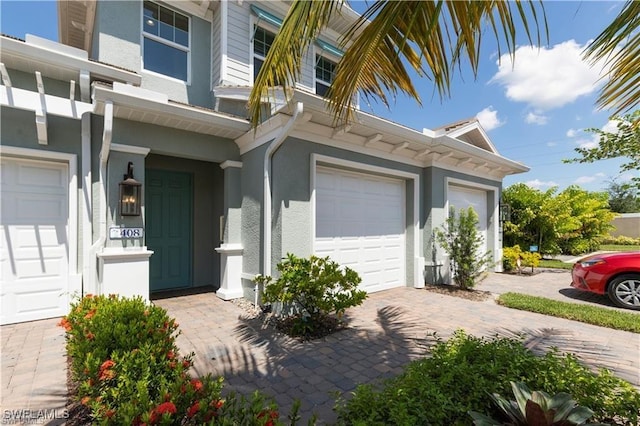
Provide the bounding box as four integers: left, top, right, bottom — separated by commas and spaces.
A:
1, 157, 70, 325
315, 167, 405, 292
448, 184, 488, 255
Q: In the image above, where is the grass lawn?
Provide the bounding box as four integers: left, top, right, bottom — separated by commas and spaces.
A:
599, 244, 640, 251
539, 259, 573, 270
497, 292, 640, 333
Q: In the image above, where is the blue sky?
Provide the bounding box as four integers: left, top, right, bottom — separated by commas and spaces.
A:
1, 1, 635, 193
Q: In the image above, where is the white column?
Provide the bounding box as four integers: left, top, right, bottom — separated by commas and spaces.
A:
215, 244, 244, 300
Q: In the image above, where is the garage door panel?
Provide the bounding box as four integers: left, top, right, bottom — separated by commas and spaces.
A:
1, 157, 70, 325
448, 185, 488, 256
315, 167, 405, 292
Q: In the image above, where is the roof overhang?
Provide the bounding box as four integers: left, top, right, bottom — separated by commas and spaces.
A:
1, 34, 140, 88
234, 89, 529, 178
92, 82, 250, 140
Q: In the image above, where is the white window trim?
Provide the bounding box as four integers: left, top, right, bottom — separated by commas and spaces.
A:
310, 153, 423, 288
141, 0, 192, 85
249, 15, 280, 86
313, 45, 340, 97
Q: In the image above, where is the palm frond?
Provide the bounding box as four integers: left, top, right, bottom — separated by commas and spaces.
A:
584, 0, 640, 117
248, 0, 547, 126
247, 0, 339, 127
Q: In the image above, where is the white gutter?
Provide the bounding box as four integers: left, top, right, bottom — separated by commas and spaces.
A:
263, 102, 305, 275
88, 100, 113, 295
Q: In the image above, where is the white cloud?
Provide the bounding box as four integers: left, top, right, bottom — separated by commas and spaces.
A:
476, 106, 505, 131
576, 137, 599, 149
566, 128, 578, 138
525, 111, 548, 125
574, 172, 605, 184
602, 119, 620, 134
547, 141, 557, 147
490, 40, 609, 110
526, 179, 558, 189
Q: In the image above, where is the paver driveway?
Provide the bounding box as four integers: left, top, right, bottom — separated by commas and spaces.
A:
154, 271, 640, 424
1, 271, 638, 424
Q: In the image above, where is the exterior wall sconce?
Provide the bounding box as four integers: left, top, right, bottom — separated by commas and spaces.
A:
499, 201, 511, 223
119, 162, 142, 216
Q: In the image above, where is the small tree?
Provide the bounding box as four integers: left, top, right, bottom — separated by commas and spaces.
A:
436, 207, 493, 290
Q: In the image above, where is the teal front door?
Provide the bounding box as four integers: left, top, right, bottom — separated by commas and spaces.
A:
146, 169, 192, 292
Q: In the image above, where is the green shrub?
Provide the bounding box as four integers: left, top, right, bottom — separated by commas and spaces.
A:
60, 295, 294, 425
334, 330, 640, 425
503, 245, 542, 272
436, 207, 493, 289
256, 253, 366, 337
601, 235, 640, 246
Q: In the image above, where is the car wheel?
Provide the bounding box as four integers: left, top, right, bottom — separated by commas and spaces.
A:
607, 274, 640, 310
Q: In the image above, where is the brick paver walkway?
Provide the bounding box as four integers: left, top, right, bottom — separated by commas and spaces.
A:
1, 271, 638, 424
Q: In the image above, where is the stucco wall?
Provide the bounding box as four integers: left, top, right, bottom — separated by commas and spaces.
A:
1, 106, 85, 273
110, 117, 239, 163
270, 137, 424, 286
423, 166, 502, 283
93, 0, 213, 108
610, 213, 640, 239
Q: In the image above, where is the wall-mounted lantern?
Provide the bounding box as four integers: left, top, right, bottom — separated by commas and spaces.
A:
119, 162, 142, 216
499, 201, 511, 223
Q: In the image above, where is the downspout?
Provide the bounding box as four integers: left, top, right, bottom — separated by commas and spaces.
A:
262, 102, 304, 276
88, 100, 113, 295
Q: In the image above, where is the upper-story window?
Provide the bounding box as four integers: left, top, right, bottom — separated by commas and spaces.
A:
253, 26, 276, 81
142, 1, 190, 81
315, 55, 337, 97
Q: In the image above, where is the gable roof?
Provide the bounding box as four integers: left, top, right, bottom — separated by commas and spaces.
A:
435, 118, 499, 155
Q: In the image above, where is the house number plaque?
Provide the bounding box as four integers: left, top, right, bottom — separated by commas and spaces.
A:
109, 227, 144, 239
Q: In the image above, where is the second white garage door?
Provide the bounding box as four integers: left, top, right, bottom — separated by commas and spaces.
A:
447, 184, 488, 255
315, 167, 405, 292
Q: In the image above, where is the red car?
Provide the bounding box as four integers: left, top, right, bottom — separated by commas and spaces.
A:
571, 251, 640, 310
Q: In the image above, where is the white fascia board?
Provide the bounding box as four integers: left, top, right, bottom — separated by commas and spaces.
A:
0, 85, 93, 119
292, 90, 434, 147
92, 84, 250, 132
164, 0, 213, 21
435, 135, 529, 174
1, 36, 140, 85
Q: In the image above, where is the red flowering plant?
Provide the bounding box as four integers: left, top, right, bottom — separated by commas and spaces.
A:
60, 295, 180, 385
60, 294, 294, 425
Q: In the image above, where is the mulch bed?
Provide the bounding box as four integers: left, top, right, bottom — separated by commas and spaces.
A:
423, 283, 493, 302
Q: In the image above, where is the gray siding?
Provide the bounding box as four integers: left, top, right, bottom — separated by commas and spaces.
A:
225, 1, 251, 85
211, 2, 222, 86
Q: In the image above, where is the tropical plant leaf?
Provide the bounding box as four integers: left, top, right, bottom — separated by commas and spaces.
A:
249, 0, 547, 126
584, 1, 640, 116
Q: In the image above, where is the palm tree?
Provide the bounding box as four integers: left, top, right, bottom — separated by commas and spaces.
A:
583, 0, 639, 119
248, 0, 637, 127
